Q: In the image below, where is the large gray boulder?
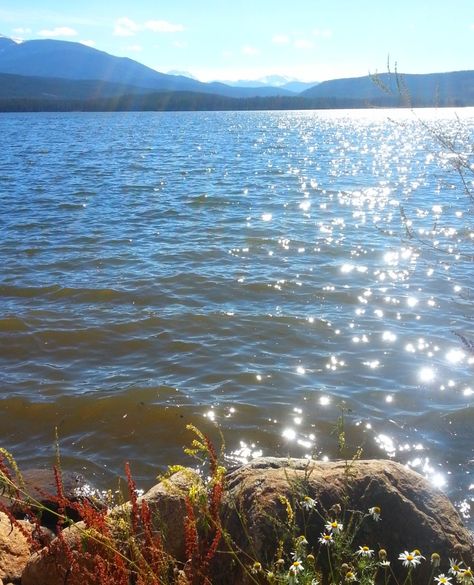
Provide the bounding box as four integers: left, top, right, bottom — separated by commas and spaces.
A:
214, 458, 473, 583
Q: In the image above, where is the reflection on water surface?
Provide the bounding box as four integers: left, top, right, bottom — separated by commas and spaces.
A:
0, 108, 473, 525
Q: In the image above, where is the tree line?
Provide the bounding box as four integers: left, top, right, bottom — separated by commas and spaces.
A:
0, 91, 463, 113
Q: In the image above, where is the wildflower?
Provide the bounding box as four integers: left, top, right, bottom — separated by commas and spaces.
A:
345, 571, 358, 582
296, 535, 308, 547
330, 502, 342, 516
301, 495, 317, 510
325, 519, 343, 533
378, 549, 387, 561
275, 558, 285, 571
431, 553, 441, 568
290, 551, 301, 561
279, 495, 294, 523
398, 551, 422, 568
411, 549, 426, 560
251, 562, 262, 574
356, 545, 374, 558
379, 560, 391, 568
289, 560, 304, 575
434, 575, 452, 584
368, 506, 381, 521
458, 568, 474, 584
449, 558, 464, 576
311, 580, 319, 585
318, 532, 334, 545
306, 554, 315, 565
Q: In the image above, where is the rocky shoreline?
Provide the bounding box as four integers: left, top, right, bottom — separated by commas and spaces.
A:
1, 458, 473, 584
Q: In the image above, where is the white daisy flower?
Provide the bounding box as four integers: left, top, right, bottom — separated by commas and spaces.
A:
398, 551, 422, 568
301, 496, 317, 510
368, 506, 381, 521
325, 519, 343, 534
449, 558, 464, 576
411, 549, 426, 560
356, 545, 374, 558
318, 532, 334, 545
289, 560, 304, 575
434, 574, 452, 584
290, 551, 300, 561
458, 568, 474, 584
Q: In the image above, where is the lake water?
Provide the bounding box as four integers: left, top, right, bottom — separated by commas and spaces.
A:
1, 109, 473, 525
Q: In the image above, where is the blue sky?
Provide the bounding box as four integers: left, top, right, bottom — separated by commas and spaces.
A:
1, 1, 473, 82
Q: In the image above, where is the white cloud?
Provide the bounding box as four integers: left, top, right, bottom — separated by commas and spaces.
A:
272, 34, 290, 44
242, 45, 259, 56
294, 39, 314, 49
38, 26, 78, 37
145, 20, 184, 33
80, 39, 96, 48
114, 16, 184, 37
114, 17, 140, 37
13, 27, 31, 34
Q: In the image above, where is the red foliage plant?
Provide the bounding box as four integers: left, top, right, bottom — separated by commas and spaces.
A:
0, 427, 226, 585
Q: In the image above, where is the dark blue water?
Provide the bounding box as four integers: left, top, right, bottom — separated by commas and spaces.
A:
1, 109, 473, 524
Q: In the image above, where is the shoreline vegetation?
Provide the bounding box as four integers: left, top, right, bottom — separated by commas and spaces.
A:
1, 426, 473, 584
0, 92, 471, 113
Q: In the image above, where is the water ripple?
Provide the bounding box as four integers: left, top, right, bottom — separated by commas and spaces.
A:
1, 109, 473, 524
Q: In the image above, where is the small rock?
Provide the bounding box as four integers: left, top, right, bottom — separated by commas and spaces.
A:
0, 511, 35, 582
21, 469, 200, 585
1, 468, 102, 530
139, 467, 200, 559
21, 522, 91, 585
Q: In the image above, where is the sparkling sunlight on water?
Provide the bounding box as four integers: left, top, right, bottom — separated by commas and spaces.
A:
1, 108, 473, 524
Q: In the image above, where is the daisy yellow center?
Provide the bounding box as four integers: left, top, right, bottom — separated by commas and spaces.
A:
324, 535, 331, 540
407, 555, 414, 561
362, 546, 369, 551
373, 507, 380, 513
331, 521, 338, 527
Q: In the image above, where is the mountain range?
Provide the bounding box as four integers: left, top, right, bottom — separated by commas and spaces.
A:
211, 75, 319, 93
0, 36, 473, 111
0, 37, 297, 98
